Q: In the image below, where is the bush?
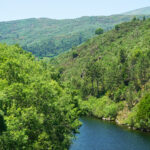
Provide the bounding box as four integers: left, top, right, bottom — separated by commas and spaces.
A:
104, 103, 118, 118
79, 96, 123, 120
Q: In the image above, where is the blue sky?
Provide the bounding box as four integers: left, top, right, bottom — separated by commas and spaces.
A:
1, 0, 150, 21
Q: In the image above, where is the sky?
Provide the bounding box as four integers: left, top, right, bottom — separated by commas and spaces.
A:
1, 0, 150, 21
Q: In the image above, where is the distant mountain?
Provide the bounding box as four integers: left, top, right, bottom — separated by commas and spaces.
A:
0, 15, 138, 57
0, 6, 150, 57
123, 6, 150, 15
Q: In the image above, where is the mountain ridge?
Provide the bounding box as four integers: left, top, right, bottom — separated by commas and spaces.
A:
0, 15, 136, 57
0, 6, 150, 57
123, 6, 150, 15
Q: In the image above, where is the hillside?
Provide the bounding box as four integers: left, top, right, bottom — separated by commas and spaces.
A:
0, 15, 142, 57
53, 18, 150, 82
123, 6, 150, 15
53, 18, 150, 130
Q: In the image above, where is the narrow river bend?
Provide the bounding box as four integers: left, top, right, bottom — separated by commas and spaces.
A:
70, 117, 150, 150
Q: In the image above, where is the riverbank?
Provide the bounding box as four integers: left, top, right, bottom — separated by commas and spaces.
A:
70, 117, 150, 150
78, 94, 150, 132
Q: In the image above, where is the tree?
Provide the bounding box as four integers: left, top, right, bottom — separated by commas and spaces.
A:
95, 28, 104, 35
136, 94, 150, 129
72, 51, 78, 58
115, 25, 120, 31
143, 16, 146, 21
132, 17, 137, 21
0, 44, 80, 149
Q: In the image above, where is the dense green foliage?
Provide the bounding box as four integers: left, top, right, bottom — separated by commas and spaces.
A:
0, 15, 144, 57
126, 94, 150, 130
137, 94, 150, 128
53, 18, 150, 129
0, 44, 80, 149
79, 96, 124, 120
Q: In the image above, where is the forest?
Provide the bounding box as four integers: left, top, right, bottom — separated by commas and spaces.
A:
0, 44, 80, 149
0, 15, 146, 57
0, 14, 150, 150
53, 17, 150, 131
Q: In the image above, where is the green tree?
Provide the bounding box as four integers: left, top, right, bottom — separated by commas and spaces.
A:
0, 44, 80, 150
95, 28, 104, 35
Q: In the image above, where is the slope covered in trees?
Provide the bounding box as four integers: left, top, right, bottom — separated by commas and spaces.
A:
53, 18, 150, 130
0, 15, 145, 57
0, 44, 80, 149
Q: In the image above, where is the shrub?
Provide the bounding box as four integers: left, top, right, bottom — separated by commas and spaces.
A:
80, 96, 123, 120
72, 51, 78, 58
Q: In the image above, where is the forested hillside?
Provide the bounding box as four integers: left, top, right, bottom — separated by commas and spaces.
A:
53, 18, 150, 130
0, 15, 144, 57
0, 44, 80, 149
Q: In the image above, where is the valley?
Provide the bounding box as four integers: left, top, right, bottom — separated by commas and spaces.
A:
0, 5, 150, 150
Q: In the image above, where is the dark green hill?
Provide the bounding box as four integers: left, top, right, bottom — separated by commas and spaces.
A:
0, 15, 142, 57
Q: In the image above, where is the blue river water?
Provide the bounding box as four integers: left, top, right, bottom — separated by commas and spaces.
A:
70, 117, 150, 150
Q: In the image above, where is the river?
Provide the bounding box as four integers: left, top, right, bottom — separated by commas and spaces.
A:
70, 117, 150, 150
